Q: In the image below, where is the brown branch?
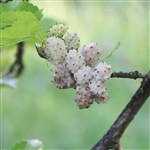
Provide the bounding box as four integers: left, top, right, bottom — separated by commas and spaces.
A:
5, 42, 25, 77
114, 141, 122, 150
92, 71, 150, 150
111, 71, 146, 79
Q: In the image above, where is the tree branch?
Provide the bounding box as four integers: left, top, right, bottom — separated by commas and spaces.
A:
92, 71, 150, 150
111, 71, 146, 79
5, 42, 25, 77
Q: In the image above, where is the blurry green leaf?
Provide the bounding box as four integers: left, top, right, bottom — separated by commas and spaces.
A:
0, 20, 42, 46
1, 11, 39, 29
40, 18, 56, 38
0, 0, 43, 20
8, 139, 43, 150
0, 75, 18, 88
0, 46, 3, 52
40, 18, 56, 32
101, 42, 121, 60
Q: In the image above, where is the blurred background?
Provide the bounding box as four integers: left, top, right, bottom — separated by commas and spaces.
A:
1, 0, 149, 149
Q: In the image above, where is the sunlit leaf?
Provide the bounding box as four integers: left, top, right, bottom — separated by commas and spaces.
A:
0, 20, 42, 46
0, 0, 43, 20
39, 18, 56, 38
100, 42, 121, 60
1, 11, 39, 29
40, 18, 56, 32
8, 139, 43, 150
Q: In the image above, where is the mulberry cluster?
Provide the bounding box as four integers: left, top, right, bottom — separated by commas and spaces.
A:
35, 24, 113, 109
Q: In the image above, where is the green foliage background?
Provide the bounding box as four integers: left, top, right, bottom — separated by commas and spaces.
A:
1, 1, 149, 149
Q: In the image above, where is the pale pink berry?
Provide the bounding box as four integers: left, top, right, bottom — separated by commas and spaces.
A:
81, 43, 101, 66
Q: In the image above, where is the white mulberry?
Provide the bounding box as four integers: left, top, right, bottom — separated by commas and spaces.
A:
92, 62, 113, 82
66, 49, 86, 74
89, 79, 110, 104
95, 91, 110, 104
45, 36, 67, 64
74, 66, 92, 85
81, 43, 101, 66
51, 61, 75, 89
74, 86, 94, 109
89, 79, 106, 95
64, 31, 80, 51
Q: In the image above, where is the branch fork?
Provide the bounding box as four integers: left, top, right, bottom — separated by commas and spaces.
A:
92, 71, 150, 150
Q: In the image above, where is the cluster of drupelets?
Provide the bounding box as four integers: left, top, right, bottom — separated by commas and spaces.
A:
35, 24, 113, 109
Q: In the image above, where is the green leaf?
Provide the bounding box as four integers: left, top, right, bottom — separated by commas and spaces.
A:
1, 11, 39, 29
0, 0, 43, 20
8, 139, 43, 150
39, 18, 57, 38
100, 42, 121, 60
0, 20, 42, 46
0, 11, 43, 46
0, 46, 3, 52
0, 75, 18, 88
40, 18, 56, 32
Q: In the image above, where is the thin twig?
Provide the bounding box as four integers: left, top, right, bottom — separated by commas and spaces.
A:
111, 71, 146, 79
92, 72, 150, 150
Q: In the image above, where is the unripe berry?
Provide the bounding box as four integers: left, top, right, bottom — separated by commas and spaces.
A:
48, 24, 68, 38
64, 31, 80, 51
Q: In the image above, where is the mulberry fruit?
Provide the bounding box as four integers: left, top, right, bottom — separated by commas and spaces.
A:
81, 43, 101, 66
48, 24, 68, 39
89, 79, 106, 95
74, 86, 94, 109
92, 61, 113, 82
95, 91, 110, 104
45, 36, 67, 64
64, 31, 80, 51
74, 66, 92, 85
66, 49, 86, 74
89, 79, 110, 104
51, 61, 75, 89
